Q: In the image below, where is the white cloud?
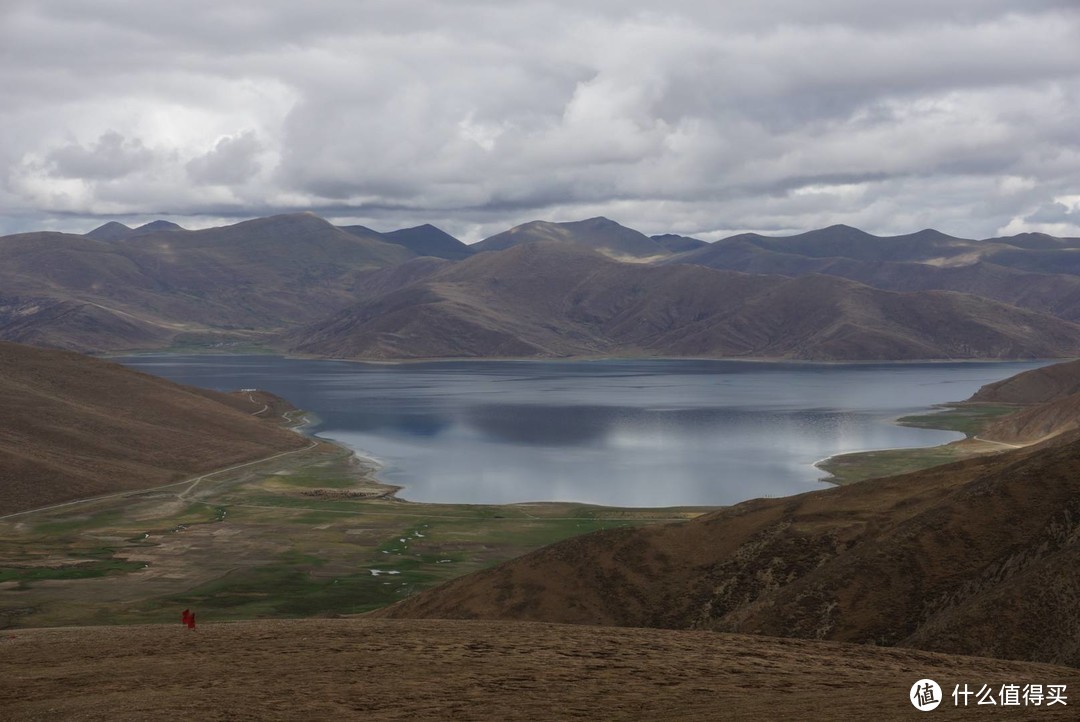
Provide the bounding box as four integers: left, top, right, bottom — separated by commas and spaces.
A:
1, 0, 1079, 240
46, 131, 155, 180
186, 131, 264, 185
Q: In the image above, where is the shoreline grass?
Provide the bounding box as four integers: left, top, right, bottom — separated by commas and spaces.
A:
0, 438, 709, 629
816, 403, 1022, 485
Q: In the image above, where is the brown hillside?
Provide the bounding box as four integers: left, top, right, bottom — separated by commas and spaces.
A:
971, 359, 1080, 404
290, 242, 1080, 361
473, 216, 670, 258
0, 341, 307, 515
0, 295, 170, 352
677, 223, 1080, 268
670, 225, 1080, 322
3, 619, 1078, 721
0, 214, 414, 351
980, 395, 1080, 443
9, 214, 1080, 356
973, 360, 1080, 443
375, 435, 1080, 668
674, 246, 1080, 323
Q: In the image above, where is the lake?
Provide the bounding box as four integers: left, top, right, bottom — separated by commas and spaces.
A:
117, 356, 1050, 507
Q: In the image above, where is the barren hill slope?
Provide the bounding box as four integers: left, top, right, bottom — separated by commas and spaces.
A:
473, 216, 671, 259
971, 359, 1080, 404
980, 392, 1080, 444
381, 224, 473, 260
0, 214, 414, 351
671, 230, 1080, 322
0, 296, 171, 353
3, 619, 1078, 721
375, 432, 1080, 668
969, 359, 1080, 444
0, 341, 307, 515
290, 242, 1080, 361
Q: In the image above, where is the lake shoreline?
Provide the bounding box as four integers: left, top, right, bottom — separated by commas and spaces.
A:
116, 354, 1051, 507
108, 348, 1074, 367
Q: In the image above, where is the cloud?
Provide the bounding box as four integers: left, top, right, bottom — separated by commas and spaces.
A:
186, 131, 263, 185
1025, 202, 1074, 224
1, 1, 1079, 240
46, 131, 155, 180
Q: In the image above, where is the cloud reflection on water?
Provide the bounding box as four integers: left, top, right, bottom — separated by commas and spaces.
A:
118, 356, 1053, 507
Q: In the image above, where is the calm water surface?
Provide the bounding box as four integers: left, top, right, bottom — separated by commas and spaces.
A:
118, 356, 1051, 507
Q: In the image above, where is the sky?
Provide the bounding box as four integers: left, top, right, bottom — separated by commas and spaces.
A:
2, 0, 1079, 242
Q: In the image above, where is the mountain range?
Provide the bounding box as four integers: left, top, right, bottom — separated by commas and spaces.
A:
290, 242, 1080, 360
4, 213, 1080, 360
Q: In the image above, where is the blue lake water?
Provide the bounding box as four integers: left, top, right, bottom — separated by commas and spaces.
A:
117, 356, 1051, 507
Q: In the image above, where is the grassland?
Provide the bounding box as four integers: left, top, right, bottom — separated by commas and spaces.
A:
3, 396, 1025, 628
816, 403, 1021, 484
0, 437, 705, 629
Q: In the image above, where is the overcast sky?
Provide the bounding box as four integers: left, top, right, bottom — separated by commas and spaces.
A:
2, 0, 1079, 241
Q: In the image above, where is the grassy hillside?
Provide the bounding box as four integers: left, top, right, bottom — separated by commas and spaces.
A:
0, 341, 307, 515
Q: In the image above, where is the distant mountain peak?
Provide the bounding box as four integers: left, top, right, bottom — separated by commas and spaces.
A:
383, 223, 472, 260
808, 224, 875, 237
85, 221, 134, 241
474, 217, 667, 258
132, 220, 185, 236
651, 233, 709, 253
904, 228, 956, 239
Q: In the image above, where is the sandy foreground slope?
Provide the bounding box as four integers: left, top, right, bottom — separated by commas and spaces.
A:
2, 619, 1077, 720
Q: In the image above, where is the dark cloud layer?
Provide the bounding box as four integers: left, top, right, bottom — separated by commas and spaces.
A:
2, 1, 1079, 240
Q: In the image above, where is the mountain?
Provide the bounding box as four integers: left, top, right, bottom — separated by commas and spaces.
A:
340, 222, 472, 260
981, 392, 1080, 444
970, 359, 1080, 404
756, 225, 974, 262
85, 221, 135, 241
0, 213, 415, 351
11, 214, 1080, 358
289, 242, 1080, 361
374, 428, 1080, 667
382, 224, 473, 260
677, 225, 982, 264
965, 359, 1080, 444
472, 217, 671, 259
0, 340, 307, 515
674, 225, 1080, 270
6, 619, 1080, 721
0, 295, 171, 352
131, 219, 184, 235
84, 219, 185, 241
650, 233, 708, 253
670, 227, 1080, 321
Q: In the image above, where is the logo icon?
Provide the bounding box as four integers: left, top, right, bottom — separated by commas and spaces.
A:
911, 679, 943, 711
